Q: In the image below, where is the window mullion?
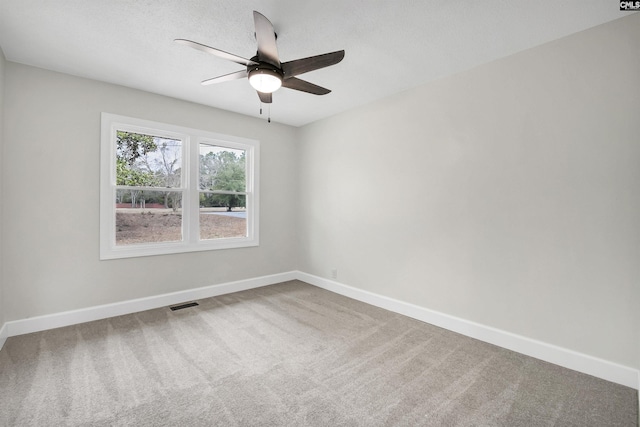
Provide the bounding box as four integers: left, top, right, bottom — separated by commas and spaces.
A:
201, 190, 248, 196
114, 185, 187, 191
187, 136, 200, 244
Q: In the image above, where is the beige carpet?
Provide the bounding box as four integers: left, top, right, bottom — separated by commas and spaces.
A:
0, 280, 637, 426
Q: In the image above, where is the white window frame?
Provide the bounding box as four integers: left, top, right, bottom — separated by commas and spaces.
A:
100, 113, 259, 260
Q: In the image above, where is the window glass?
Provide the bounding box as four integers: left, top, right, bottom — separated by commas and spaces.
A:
199, 144, 247, 240
115, 189, 183, 245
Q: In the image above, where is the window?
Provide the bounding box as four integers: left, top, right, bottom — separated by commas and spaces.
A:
100, 113, 259, 259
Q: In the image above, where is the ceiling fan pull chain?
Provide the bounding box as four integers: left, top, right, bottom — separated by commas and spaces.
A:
268, 104, 271, 123
260, 102, 263, 115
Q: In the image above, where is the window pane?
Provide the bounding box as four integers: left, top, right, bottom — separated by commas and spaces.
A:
116, 131, 182, 188
199, 144, 246, 192
200, 194, 246, 240
116, 189, 183, 245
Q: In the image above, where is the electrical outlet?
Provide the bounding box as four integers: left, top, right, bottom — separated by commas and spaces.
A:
331, 269, 338, 280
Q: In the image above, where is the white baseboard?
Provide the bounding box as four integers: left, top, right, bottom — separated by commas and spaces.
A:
4, 271, 297, 339
1, 270, 638, 392
0, 322, 7, 351
296, 271, 640, 390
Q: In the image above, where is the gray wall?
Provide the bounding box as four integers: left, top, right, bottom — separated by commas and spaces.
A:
2, 63, 299, 320
297, 14, 640, 369
0, 47, 5, 328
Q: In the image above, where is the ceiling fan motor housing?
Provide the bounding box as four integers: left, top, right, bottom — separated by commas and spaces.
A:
247, 63, 284, 79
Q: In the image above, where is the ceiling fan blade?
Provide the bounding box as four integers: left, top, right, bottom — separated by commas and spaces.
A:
282, 77, 331, 95
253, 11, 280, 67
201, 70, 248, 86
282, 50, 345, 78
257, 91, 272, 103
175, 39, 257, 67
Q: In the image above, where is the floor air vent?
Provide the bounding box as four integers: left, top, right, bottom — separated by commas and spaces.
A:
170, 302, 199, 311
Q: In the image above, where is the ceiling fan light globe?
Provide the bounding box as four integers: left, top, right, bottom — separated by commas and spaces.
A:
248, 69, 282, 93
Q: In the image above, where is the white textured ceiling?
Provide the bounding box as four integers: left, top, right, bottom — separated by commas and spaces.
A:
0, 1, 630, 126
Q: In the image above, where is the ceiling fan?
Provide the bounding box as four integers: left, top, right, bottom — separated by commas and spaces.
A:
175, 11, 345, 108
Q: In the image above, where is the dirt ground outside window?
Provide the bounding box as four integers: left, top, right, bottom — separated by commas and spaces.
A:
115, 209, 246, 244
